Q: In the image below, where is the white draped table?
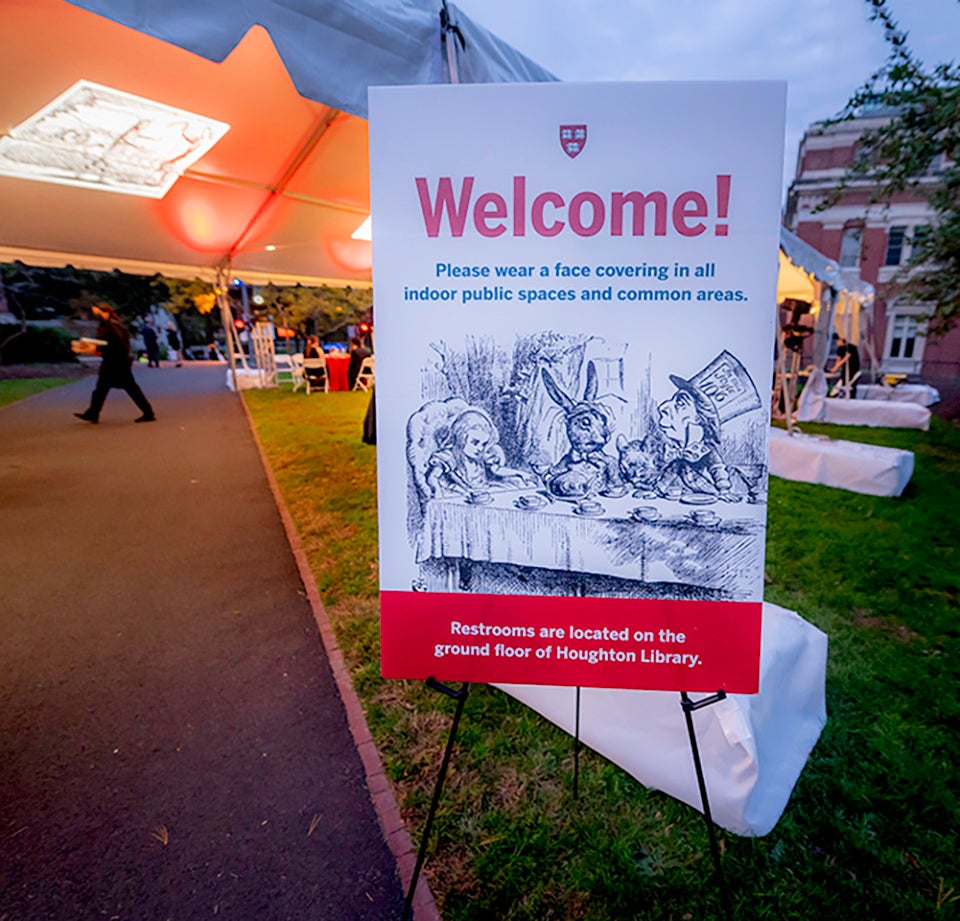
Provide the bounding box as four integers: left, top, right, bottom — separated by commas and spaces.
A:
768, 427, 914, 496
797, 369, 931, 430
820, 397, 930, 430
857, 383, 941, 406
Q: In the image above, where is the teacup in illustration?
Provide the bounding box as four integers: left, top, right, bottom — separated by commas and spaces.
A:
691, 509, 720, 526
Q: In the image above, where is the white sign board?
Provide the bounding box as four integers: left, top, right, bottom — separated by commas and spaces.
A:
370, 81, 785, 692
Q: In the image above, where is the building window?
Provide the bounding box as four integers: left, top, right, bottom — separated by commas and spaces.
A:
911, 224, 931, 259
885, 226, 906, 266
889, 315, 919, 359
839, 227, 862, 267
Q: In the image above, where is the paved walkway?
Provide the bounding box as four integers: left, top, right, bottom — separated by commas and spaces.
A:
0, 365, 408, 920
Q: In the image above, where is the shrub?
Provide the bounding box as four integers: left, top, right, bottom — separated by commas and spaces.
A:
0, 326, 78, 364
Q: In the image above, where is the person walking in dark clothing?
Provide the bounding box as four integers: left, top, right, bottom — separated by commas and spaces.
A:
74, 304, 156, 423
142, 320, 160, 367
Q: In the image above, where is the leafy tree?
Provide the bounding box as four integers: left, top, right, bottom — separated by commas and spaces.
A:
257, 282, 371, 339
160, 276, 221, 348
0, 262, 165, 324
830, 0, 960, 334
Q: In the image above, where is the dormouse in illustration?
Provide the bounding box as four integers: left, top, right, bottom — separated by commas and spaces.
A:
615, 433, 663, 495
541, 361, 626, 499
654, 351, 761, 501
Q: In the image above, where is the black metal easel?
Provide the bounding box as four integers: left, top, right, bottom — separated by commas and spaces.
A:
680, 690, 734, 921
401, 677, 470, 921
400, 679, 734, 921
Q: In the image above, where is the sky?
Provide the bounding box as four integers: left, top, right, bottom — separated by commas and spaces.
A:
451, 0, 960, 204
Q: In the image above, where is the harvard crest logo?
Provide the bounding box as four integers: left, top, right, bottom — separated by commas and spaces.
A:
560, 124, 587, 159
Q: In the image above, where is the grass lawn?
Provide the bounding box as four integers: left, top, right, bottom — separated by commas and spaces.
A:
245, 388, 959, 921
0, 377, 73, 408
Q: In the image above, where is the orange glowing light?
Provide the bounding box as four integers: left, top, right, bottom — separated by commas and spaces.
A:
328, 238, 372, 274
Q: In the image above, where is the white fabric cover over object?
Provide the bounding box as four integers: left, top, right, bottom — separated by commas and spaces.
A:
225, 368, 267, 391
858, 384, 941, 406
821, 398, 930, 430
797, 370, 930, 430
497, 602, 827, 837
768, 427, 914, 496
794, 367, 829, 422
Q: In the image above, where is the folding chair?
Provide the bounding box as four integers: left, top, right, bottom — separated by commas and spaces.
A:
289, 353, 305, 392
352, 355, 375, 392
302, 356, 329, 394
275, 352, 303, 391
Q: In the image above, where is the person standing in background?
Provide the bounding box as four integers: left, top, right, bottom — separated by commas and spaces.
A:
167, 323, 183, 367
142, 319, 160, 368
347, 336, 371, 391
73, 303, 156, 423
831, 337, 861, 398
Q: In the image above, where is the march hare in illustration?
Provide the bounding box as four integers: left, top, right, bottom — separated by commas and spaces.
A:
540, 360, 627, 499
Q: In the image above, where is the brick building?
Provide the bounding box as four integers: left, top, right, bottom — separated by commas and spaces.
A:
784, 106, 960, 401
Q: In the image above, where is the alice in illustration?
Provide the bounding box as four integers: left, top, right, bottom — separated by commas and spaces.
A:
426, 408, 533, 501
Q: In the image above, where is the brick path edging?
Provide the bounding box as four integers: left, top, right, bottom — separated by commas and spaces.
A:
240, 393, 441, 921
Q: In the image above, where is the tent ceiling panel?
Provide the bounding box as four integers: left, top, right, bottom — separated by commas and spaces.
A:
71, 0, 445, 119
0, 1, 375, 284
776, 251, 817, 305
281, 115, 371, 210
0, 0, 554, 285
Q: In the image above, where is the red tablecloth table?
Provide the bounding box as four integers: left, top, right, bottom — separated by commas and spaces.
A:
325, 354, 350, 391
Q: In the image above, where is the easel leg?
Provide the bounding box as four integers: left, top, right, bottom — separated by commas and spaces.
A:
401, 679, 470, 921
680, 691, 733, 921
573, 685, 581, 799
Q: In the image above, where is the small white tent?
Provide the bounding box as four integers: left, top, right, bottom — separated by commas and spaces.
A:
776, 227, 875, 423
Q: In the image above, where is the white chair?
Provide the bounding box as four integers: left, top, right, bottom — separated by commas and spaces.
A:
302, 355, 329, 394
288, 353, 305, 392
275, 352, 304, 391
352, 355, 375, 392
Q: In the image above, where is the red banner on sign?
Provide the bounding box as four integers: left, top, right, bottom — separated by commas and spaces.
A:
381, 591, 761, 693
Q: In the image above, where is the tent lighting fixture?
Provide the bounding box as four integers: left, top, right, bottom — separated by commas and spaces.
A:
351, 216, 372, 241
265, 244, 277, 252
0, 79, 229, 199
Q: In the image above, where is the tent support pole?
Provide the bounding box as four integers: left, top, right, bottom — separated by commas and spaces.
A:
440, 0, 464, 84
774, 305, 792, 433
217, 263, 240, 394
